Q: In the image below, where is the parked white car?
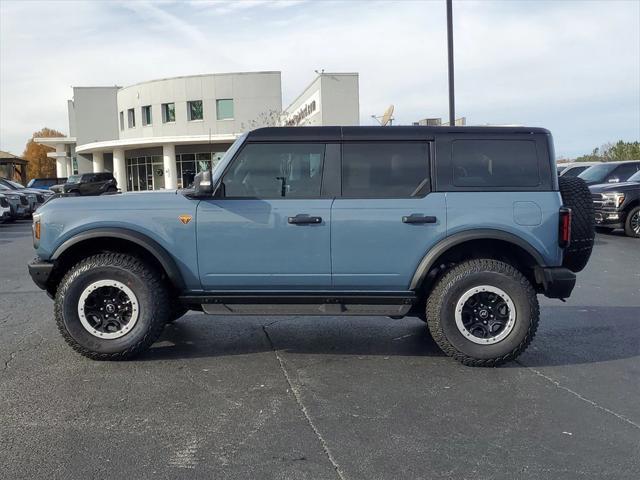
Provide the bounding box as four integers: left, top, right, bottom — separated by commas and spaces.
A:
557, 161, 602, 177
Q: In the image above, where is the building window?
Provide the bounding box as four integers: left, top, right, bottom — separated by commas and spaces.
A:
119, 111, 124, 131
162, 103, 175, 123
126, 155, 164, 191
216, 99, 234, 120
142, 105, 152, 126
176, 151, 226, 189
127, 108, 135, 128
187, 100, 203, 121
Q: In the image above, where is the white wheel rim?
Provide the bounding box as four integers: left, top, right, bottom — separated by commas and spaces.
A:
454, 285, 516, 345
77, 280, 139, 339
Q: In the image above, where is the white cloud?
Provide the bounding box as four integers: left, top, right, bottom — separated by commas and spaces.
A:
0, 0, 638, 157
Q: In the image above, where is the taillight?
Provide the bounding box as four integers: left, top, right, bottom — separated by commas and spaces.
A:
559, 207, 571, 248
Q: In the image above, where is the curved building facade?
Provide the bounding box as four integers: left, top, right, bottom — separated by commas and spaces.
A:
36, 71, 359, 191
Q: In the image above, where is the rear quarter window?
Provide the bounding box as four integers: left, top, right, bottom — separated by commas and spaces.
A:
452, 140, 540, 188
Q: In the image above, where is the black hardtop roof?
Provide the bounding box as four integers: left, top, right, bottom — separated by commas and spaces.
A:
246, 125, 551, 142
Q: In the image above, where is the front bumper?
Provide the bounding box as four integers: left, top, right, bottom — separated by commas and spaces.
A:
28, 257, 54, 291
534, 266, 576, 300
594, 208, 625, 229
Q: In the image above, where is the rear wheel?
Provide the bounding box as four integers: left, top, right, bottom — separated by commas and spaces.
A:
55, 253, 170, 360
426, 259, 539, 367
624, 206, 640, 238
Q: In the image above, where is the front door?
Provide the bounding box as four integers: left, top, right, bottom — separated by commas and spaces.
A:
331, 141, 447, 290
197, 142, 332, 290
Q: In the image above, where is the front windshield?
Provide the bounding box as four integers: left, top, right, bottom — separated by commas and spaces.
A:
212, 133, 248, 178
578, 164, 615, 182
627, 170, 640, 182
66, 175, 81, 184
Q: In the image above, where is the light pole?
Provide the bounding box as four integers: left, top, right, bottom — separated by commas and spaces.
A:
446, 0, 455, 126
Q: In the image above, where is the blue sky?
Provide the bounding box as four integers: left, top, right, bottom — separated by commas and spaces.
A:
1, 0, 638, 158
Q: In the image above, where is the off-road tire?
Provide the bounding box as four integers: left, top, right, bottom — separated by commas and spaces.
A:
624, 206, 640, 238
558, 176, 594, 272
55, 253, 170, 360
426, 259, 539, 367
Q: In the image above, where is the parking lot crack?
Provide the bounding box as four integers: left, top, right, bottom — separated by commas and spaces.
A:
262, 324, 346, 480
518, 361, 640, 430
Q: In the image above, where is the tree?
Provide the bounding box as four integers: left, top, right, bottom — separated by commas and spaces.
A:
22, 127, 65, 180
240, 109, 283, 131
573, 141, 640, 162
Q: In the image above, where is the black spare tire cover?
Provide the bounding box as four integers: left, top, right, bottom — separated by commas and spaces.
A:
559, 176, 594, 272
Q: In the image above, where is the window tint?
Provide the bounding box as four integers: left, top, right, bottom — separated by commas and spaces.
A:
612, 163, 640, 181
223, 143, 325, 198
452, 140, 539, 187
341, 142, 429, 198
562, 166, 588, 177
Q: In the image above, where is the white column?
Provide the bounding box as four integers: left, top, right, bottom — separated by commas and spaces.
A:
55, 145, 66, 178
92, 151, 104, 173
163, 143, 178, 189
66, 158, 73, 177
113, 148, 127, 192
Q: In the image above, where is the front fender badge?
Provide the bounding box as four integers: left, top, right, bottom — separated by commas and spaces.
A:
179, 214, 192, 225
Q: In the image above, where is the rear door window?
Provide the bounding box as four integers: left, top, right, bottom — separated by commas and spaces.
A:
612, 162, 640, 182
341, 142, 430, 198
452, 140, 540, 187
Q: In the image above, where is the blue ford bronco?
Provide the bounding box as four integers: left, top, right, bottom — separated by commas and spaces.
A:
28, 126, 594, 366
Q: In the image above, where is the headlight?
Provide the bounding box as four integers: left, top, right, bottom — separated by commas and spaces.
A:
602, 192, 625, 208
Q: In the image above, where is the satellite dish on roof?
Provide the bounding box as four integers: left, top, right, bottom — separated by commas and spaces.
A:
381, 105, 394, 126
371, 104, 395, 126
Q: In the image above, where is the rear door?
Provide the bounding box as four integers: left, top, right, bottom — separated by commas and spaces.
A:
331, 141, 446, 290
196, 142, 334, 290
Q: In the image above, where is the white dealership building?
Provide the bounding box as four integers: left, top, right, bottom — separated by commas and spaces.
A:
36, 71, 359, 191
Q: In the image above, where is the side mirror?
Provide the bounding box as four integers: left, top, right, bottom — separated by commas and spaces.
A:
608, 177, 620, 183
192, 170, 213, 197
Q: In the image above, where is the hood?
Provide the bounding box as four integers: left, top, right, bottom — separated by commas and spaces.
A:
38, 189, 180, 213
589, 181, 640, 194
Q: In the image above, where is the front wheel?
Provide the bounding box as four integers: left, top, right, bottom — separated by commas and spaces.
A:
624, 206, 640, 238
55, 253, 170, 360
426, 259, 539, 367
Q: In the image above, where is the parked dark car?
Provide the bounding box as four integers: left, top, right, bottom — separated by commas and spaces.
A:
578, 160, 640, 186
557, 161, 601, 177
0, 185, 30, 219
27, 177, 67, 190
590, 169, 640, 238
50, 172, 118, 196
0, 177, 53, 213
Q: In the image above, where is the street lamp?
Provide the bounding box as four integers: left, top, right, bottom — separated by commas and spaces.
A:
446, 0, 455, 126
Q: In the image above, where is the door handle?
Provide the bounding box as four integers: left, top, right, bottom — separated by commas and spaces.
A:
402, 214, 437, 224
288, 214, 322, 225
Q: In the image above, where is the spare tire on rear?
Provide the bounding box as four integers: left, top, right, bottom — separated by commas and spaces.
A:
559, 176, 594, 272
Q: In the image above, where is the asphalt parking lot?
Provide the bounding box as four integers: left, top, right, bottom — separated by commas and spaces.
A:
1, 219, 638, 480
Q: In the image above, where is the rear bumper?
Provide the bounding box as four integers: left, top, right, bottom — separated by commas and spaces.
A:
28, 257, 54, 291
534, 266, 576, 300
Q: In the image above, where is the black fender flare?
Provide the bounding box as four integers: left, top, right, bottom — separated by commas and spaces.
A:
409, 229, 546, 290
51, 227, 185, 290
